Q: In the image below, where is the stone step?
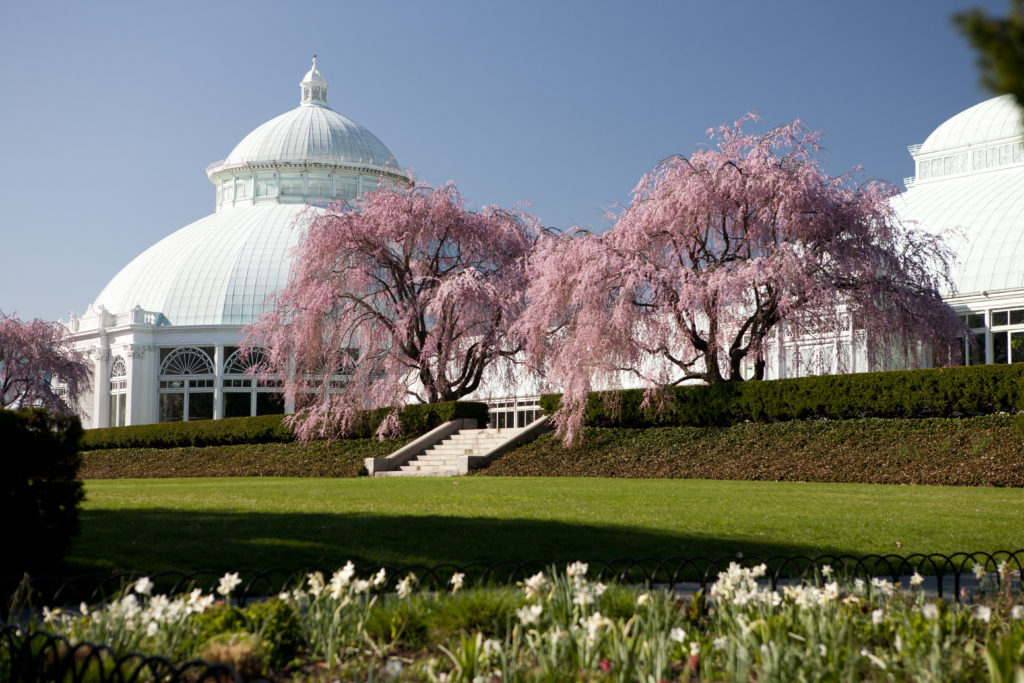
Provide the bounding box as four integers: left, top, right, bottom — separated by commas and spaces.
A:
424, 446, 501, 455
412, 454, 463, 463
375, 469, 458, 477
400, 464, 461, 475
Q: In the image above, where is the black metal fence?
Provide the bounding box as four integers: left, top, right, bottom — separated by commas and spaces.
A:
2, 550, 1022, 683
0, 626, 257, 682
5, 550, 1023, 610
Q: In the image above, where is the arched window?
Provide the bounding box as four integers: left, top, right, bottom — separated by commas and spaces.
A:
109, 356, 127, 427
158, 347, 215, 422
222, 346, 283, 418
161, 347, 214, 375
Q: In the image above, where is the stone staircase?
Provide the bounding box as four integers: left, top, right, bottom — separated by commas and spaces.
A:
375, 426, 526, 477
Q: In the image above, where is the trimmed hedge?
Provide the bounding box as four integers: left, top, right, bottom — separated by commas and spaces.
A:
478, 415, 1024, 486
539, 364, 1024, 428
80, 401, 490, 451
79, 437, 411, 479
1, 408, 84, 574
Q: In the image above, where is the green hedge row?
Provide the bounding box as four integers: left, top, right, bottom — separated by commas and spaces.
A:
539, 364, 1024, 428
479, 415, 1024, 486
1, 408, 84, 574
80, 401, 490, 450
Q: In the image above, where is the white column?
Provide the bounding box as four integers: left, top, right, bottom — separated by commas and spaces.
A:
213, 345, 224, 419
91, 347, 110, 429
126, 344, 150, 425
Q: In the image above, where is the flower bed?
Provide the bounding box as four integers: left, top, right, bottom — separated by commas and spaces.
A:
5, 560, 1024, 681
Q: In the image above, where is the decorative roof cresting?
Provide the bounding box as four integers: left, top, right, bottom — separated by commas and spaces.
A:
301, 55, 328, 107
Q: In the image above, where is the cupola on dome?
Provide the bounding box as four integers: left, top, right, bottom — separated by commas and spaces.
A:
917, 95, 1024, 156
207, 56, 408, 179
88, 59, 412, 327
896, 95, 1024, 296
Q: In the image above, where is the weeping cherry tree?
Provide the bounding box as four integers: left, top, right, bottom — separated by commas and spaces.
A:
517, 116, 965, 443
245, 182, 538, 439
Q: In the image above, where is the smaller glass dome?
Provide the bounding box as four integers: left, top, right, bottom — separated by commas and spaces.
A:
918, 95, 1023, 155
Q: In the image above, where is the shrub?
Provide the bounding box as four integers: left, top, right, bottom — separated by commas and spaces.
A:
539, 364, 1024, 428
479, 415, 1024, 486
0, 408, 84, 575
81, 414, 292, 450
80, 401, 491, 451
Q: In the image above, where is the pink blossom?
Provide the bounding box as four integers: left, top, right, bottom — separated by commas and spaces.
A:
516, 116, 964, 443
0, 312, 89, 414
245, 183, 537, 440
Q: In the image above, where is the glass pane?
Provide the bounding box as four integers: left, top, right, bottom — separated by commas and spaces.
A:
256, 392, 285, 416
1011, 310, 1024, 325
118, 394, 127, 426
994, 332, 1009, 364
109, 395, 117, 427
188, 392, 214, 421
966, 313, 986, 328
224, 392, 252, 418
992, 311, 1009, 327
160, 393, 184, 422
969, 332, 985, 366
280, 177, 303, 195
1013, 332, 1024, 363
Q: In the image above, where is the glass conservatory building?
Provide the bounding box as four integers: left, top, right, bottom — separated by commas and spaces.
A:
68, 77, 1024, 427
894, 94, 1024, 369
68, 60, 412, 428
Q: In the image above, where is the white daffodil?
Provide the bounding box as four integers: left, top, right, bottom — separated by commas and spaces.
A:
523, 572, 547, 600
396, 573, 416, 599
636, 593, 651, 606
372, 568, 387, 587
973, 563, 987, 581
922, 603, 940, 619
134, 576, 154, 596
566, 561, 588, 578
670, 627, 686, 643
516, 603, 543, 625
909, 572, 924, 588
973, 605, 992, 623
450, 572, 465, 593
217, 572, 242, 597
871, 609, 885, 625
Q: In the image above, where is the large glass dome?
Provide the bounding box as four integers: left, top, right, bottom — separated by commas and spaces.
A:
89, 60, 411, 326
895, 95, 1024, 295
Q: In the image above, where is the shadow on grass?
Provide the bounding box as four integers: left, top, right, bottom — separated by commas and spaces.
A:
67, 508, 847, 576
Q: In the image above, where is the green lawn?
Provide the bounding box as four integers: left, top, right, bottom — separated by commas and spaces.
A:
68, 477, 1024, 575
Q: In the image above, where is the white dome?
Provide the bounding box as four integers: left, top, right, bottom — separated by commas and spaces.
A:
91, 204, 317, 326
895, 171, 1024, 294
89, 60, 411, 327
918, 95, 1023, 155
220, 104, 401, 173
898, 95, 1024, 295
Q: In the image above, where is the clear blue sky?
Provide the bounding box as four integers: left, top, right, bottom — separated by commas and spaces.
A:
0, 0, 1008, 322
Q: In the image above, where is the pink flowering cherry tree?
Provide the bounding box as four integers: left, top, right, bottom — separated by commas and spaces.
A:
0, 312, 89, 414
245, 182, 538, 439
517, 116, 965, 443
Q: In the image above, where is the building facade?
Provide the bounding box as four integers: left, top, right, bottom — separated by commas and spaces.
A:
70, 59, 411, 428
69, 77, 1024, 428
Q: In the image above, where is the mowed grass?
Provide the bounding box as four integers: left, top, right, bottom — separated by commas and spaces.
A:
69, 477, 1024, 575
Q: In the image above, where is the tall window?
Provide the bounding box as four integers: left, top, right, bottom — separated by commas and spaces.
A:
109, 356, 127, 427
158, 347, 215, 422
990, 308, 1024, 364
222, 346, 284, 418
